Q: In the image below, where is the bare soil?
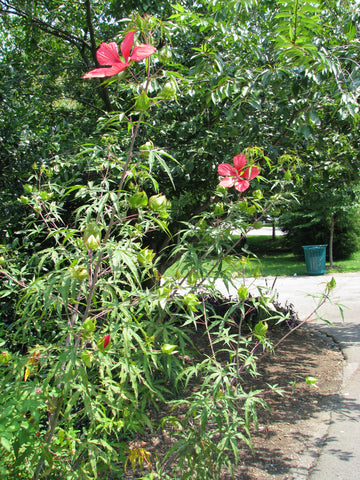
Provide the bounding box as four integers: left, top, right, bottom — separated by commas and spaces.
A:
125, 327, 344, 479
228, 328, 344, 479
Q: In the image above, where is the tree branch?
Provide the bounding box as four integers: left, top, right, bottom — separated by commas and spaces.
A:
84, 0, 113, 112
0, 0, 90, 49
0, 0, 113, 112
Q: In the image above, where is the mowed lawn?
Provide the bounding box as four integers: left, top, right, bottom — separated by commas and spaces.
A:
166, 233, 360, 278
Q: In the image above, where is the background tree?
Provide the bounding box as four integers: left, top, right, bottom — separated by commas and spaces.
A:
1, 0, 359, 250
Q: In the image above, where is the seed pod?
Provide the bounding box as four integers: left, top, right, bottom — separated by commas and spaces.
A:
129, 191, 148, 208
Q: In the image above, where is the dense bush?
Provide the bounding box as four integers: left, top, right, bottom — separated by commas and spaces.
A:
0, 19, 305, 479
0, 4, 349, 476
280, 208, 360, 260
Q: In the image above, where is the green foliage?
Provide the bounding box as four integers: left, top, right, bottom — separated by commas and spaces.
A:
2, 0, 360, 247
0, 15, 299, 477
0, 137, 293, 478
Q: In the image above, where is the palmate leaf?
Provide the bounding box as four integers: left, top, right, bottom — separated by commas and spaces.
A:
148, 150, 180, 190
148, 214, 172, 238
111, 245, 139, 280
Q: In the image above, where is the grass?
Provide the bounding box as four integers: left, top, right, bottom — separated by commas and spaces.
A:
165, 235, 360, 278
247, 235, 360, 276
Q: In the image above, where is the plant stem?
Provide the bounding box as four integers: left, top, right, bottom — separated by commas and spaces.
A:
33, 395, 64, 480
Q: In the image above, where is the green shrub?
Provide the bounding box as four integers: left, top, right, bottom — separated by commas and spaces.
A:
280, 208, 360, 260
0, 17, 325, 480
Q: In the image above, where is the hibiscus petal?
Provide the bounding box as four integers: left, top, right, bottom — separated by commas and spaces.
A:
242, 166, 260, 180
130, 44, 157, 61
234, 180, 250, 192
219, 177, 235, 188
121, 31, 135, 62
97, 42, 121, 66
83, 65, 127, 79
218, 163, 237, 176
232, 154, 247, 172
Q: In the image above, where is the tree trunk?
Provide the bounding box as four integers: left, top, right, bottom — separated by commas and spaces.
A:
85, 0, 113, 112
329, 214, 335, 268
272, 220, 276, 241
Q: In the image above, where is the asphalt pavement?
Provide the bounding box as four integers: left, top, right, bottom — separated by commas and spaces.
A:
284, 273, 360, 480
215, 272, 360, 479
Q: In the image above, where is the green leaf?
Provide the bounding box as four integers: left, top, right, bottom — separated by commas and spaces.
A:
254, 321, 268, 338
305, 376, 318, 387
0, 437, 11, 452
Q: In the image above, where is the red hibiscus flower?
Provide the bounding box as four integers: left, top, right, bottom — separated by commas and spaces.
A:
218, 154, 260, 192
83, 31, 156, 79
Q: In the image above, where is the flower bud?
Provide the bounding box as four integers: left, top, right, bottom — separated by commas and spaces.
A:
149, 194, 171, 212
139, 140, 154, 158
237, 285, 249, 301
18, 195, 29, 205
137, 247, 155, 266
129, 191, 148, 208
157, 45, 172, 64
83, 222, 101, 251
0, 350, 11, 364
81, 350, 93, 367
161, 344, 178, 355
247, 205, 256, 215
23, 184, 33, 193
97, 334, 111, 351
81, 317, 96, 339
40, 191, 52, 201
253, 189, 263, 200
69, 265, 88, 281
160, 80, 176, 99
134, 90, 150, 112
254, 321, 268, 338
285, 170, 292, 180
214, 202, 224, 216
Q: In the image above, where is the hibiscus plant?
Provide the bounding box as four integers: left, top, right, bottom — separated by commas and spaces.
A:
0, 15, 320, 480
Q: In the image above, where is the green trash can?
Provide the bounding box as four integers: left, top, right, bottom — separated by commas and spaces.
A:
302, 245, 327, 275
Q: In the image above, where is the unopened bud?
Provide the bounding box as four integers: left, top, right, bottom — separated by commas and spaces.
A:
69, 265, 88, 281
134, 90, 150, 112
83, 222, 101, 251
157, 45, 172, 64
149, 194, 171, 212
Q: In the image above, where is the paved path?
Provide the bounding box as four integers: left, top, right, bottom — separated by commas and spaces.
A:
215, 272, 360, 479
282, 274, 360, 480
